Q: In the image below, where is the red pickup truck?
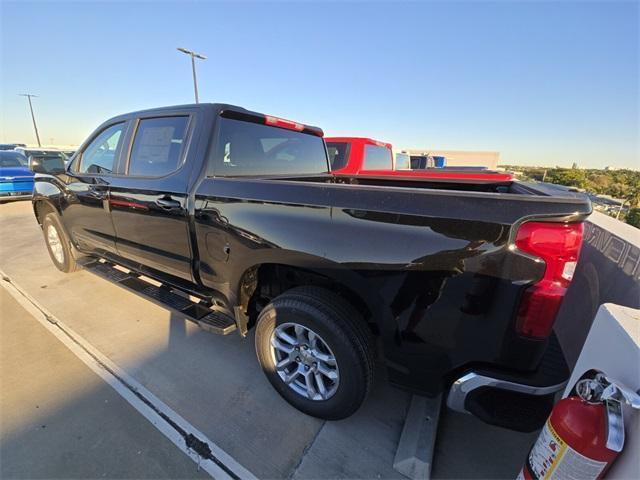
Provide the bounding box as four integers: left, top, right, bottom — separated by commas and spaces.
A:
326, 137, 513, 183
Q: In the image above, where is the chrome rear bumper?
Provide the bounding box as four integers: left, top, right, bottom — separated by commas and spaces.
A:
446, 372, 568, 414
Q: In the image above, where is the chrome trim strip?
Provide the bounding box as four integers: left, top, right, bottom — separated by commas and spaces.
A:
446, 372, 568, 414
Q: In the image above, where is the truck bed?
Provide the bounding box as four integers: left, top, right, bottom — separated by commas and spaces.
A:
216, 173, 591, 223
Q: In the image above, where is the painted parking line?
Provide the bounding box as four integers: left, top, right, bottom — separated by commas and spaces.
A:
0, 270, 257, 480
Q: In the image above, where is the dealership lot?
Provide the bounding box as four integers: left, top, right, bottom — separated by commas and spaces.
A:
1, 200, 537, 478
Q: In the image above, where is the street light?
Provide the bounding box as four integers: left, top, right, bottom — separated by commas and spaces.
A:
177, 47, 207, 103
18, 93, 42, 146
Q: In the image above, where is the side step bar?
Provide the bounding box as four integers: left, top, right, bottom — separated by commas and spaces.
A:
79, 258, 236, 335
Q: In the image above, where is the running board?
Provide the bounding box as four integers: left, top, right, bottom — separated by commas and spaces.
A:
79, 258, 236, 335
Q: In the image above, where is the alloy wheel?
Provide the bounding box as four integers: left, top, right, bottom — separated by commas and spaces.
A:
270, 322, 340, 401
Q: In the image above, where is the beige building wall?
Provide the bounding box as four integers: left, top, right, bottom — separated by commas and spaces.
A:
406, 149, 500, 169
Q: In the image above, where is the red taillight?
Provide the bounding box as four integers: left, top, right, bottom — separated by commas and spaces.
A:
514, 222, 584, 339
264, 115, 305, 132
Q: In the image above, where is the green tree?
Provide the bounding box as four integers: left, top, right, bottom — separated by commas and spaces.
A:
546, 168, 588, 188
587, 173, 612, 194
625, 183, 640, 208
625, 208, 640, 229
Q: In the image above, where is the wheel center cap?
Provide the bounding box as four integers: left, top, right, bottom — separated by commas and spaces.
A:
299, 349, 314, 364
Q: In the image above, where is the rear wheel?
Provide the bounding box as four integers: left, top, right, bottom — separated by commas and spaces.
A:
255, 286, 374, 420
42, 213, 78, 273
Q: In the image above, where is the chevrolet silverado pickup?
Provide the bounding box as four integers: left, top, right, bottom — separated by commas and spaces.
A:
30, 104, 591, 429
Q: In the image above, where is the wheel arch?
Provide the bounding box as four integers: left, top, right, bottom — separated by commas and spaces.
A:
33, 198, 61, 226
234, 261, 390, 339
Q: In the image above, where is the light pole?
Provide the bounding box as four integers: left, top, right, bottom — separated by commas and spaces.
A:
616, 199, 627, 220
18, 93, 42, 146
177, 47, 207, 103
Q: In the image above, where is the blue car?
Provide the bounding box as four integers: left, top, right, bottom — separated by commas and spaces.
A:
0, 151, 34, 201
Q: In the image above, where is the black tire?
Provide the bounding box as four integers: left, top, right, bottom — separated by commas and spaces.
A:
42, 213, 79, 273
255, 286, 374, 420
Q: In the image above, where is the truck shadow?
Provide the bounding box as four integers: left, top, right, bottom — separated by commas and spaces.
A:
2, 306, 537, 480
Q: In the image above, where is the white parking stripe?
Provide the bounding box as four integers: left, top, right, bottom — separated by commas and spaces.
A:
1, 271, 257, 480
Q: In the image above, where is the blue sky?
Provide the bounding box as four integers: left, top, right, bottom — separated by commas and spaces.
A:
1, 1, 638, 169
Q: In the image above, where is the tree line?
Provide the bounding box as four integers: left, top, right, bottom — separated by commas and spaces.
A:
500, 166, 640, 228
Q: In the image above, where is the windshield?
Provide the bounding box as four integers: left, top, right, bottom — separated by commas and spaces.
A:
326, 142, 350, 170
211, 117, 328, 177
0, 152, 28, 167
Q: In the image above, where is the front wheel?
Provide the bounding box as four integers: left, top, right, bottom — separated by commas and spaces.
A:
42, 213, 78, 273
255, 286, 374, 420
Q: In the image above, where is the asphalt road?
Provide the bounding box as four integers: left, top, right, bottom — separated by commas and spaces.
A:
0, 199, 537, 478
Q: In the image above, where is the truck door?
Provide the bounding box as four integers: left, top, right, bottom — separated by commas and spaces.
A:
107, 113, 196, 282
64, 121, 129, 254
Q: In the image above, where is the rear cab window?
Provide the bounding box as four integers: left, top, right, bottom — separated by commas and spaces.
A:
128, 116, 189, 177
210, 116, 328, 177
363, 144, 393, 170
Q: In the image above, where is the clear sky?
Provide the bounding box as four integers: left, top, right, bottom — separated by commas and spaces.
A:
1, 1, 638, 169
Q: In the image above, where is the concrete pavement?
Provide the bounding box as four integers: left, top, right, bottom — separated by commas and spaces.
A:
0, 287, 209, 479
0, 200, 537, 478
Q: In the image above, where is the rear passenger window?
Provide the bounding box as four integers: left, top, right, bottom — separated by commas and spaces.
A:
363, 145, 392, 170
128, 116, 189, 177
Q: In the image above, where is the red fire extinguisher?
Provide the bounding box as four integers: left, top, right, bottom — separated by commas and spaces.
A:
518, 372, 640, 480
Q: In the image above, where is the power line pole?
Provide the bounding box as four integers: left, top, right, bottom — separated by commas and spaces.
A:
18, 93, 42, 147
177, 48, 207, 103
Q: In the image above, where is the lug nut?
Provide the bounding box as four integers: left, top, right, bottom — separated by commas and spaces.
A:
295, 357, 301, 362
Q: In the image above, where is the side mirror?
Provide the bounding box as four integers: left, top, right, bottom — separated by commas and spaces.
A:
29, 155, 66, 174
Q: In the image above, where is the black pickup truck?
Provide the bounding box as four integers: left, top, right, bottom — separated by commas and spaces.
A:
30, 103, 591, 430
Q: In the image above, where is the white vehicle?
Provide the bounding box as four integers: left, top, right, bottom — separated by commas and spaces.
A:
393, 150, 411, 170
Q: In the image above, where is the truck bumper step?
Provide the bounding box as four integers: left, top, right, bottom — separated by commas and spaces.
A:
79, 258, 236, 335
446, 334, 569, 432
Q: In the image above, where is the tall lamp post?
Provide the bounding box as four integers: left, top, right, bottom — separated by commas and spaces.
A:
177, 47, 207, 103
18, 93, 42, 146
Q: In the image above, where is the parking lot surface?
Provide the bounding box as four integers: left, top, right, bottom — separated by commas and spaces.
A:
0, 200, 537, 478
0, 287, 210, 479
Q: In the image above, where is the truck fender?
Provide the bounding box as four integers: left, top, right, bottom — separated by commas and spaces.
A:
233, 253, 395, 341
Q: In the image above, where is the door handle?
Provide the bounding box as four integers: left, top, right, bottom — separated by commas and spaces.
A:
155, 197, 182, 209
87, 188, 105, 199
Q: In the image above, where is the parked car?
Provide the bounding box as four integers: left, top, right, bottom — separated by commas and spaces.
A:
31, 104, 591, 430
410, 153, 447, 169
0, 151, 34, 200
394, 150, 412, 170
326, 137, 514, 183
14, 148, 71, 164
61, 150, 76, 161
0, 143, 27, 151
326, 136, 394, 174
